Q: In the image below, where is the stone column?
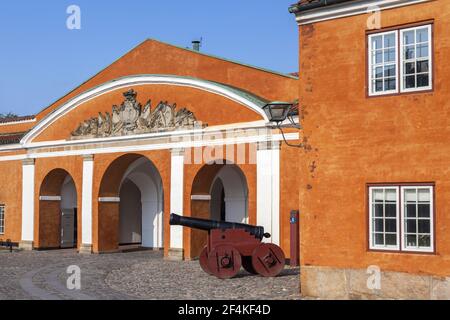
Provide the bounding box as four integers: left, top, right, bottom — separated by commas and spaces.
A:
80, 154, 94, 254
20, 158, 35, 250
168, 148, 185, 260
256, 141, 281, 245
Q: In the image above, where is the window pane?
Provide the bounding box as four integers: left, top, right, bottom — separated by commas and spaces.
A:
374, 204, 383, 217
406, 234, 417, 247
375, 67, 383, 78
417, 44, 429, 58
405, 62, 415, 74
386, 234, 397, 246
406, 219, 417, 233
416, 28, 429, 43
403, 31, 415, 45
404, 46, 415, 60
418, 204, 430, 218
372, 36, 383, 49
374, 50, 383, 64
405, 76, 416, 88
385, 203, 397, 217
386, 189, 397, 201
374, 233, 384, 245
386, 219, 397, 232
384, 49, 395, 62
375, 80, 383, 92
418, 235, 431, 247
418, 189, 431, 202
384, 33, 396, 47
384, 78, 396, 91
374, 219, 384, 232
406, 203, 417, 217
384, 65, 396, 77
417, 74, 429, 87
417, 60, 429, 73
405, 189, 417, 201
418, 220, 430, 234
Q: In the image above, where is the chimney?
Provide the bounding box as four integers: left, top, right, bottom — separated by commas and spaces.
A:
192, 40, 201, 52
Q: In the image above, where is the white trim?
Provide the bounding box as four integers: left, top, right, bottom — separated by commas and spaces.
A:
39, 196, 62, 201
21, 75, 269, 145
400, 186, 434, 253
170, 150, 185, 250
0, 118, 36, 127
21, 161, 35, 243
368, 186, 401, 251
81, 156, 94, 246
98, 197, 121, 203
0, 144, 23, 151
191, 195, 211, 201
0, 132, 299, 163
294, 0, 432, 25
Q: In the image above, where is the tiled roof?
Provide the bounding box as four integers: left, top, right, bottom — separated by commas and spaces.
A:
0, 132, 26, 145
0, 115, 35, 124
290, 0, 355, 13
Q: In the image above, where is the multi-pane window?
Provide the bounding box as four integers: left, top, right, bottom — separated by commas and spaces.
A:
369, 185, 434, 253
368, 24, 432, 96
368, 31, 398, 95
0, 205, 4, 234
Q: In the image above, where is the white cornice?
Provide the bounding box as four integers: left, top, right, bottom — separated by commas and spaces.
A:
21, 75, 270, 145
294, 0, 432, 25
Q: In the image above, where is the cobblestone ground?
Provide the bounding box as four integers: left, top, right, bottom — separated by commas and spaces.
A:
0, 249, 301, 300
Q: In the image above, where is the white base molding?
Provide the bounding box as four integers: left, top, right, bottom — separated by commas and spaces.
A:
301, 265, 450, 300
166, 248, 184, 261
19, 241, 34, 251
78, 244, 93, 254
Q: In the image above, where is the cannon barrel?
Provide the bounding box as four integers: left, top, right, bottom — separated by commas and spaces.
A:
170, 213, 270, 240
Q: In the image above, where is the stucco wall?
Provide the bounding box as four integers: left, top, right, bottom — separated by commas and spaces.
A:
298, 0, 450, 277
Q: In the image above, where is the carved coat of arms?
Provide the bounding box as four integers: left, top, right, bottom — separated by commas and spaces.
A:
71, 89, 206, 139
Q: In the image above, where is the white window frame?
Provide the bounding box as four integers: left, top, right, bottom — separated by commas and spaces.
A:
400, 186, 434, 253
368, 31, 399, 97
0, 205, 4, 235
368, 186, 400, 251
368, 24, 433, 96
399, 25, 433, 93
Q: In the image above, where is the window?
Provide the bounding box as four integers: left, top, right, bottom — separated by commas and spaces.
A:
369, 185, 434, 253
0, 205, 4, 235
368, 24, 432, 96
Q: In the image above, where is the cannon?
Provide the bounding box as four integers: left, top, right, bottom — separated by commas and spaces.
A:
170, 213, 286, 279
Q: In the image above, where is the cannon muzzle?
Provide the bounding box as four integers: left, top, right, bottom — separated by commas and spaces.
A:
170, 213, 270, 240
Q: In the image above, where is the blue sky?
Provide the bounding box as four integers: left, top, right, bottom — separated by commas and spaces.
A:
0, 1, 298, 116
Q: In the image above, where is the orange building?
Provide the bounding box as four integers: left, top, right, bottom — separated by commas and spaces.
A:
290, 0, 450, 299
0, 39, 300, 264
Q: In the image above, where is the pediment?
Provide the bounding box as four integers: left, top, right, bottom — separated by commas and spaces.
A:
71, 89, 207, 140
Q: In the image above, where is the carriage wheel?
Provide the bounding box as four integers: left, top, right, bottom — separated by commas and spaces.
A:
251, 243, 286, 277
207, 245, 242, 279
199, 246, 213, 275
242, 256, 258, 274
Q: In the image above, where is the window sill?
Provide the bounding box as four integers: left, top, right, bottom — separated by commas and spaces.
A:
367, 88, 434, 98
368, 248, 436, 255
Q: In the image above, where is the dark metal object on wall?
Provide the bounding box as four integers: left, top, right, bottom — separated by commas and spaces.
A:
290, 210, 300, 267
170, 213, 286, 279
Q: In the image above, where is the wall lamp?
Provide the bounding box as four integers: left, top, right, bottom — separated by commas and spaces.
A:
262, 101, 303, 148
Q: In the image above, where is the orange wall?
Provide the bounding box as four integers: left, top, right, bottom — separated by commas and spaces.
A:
0, 161, 22, 242
298, 0, 450, 276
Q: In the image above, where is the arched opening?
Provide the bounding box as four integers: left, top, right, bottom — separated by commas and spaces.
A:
37, 169, 78, 249
97, 154, 163, 252
190, 162, 248, 258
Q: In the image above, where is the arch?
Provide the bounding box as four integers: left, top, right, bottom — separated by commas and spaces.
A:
189, 161, 249, 258
37, 169, 78, 249
21, 75, 269, 145
97, 153, 163, 252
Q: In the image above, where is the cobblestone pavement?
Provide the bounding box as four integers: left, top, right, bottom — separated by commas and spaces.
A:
0, 249, 301, 300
